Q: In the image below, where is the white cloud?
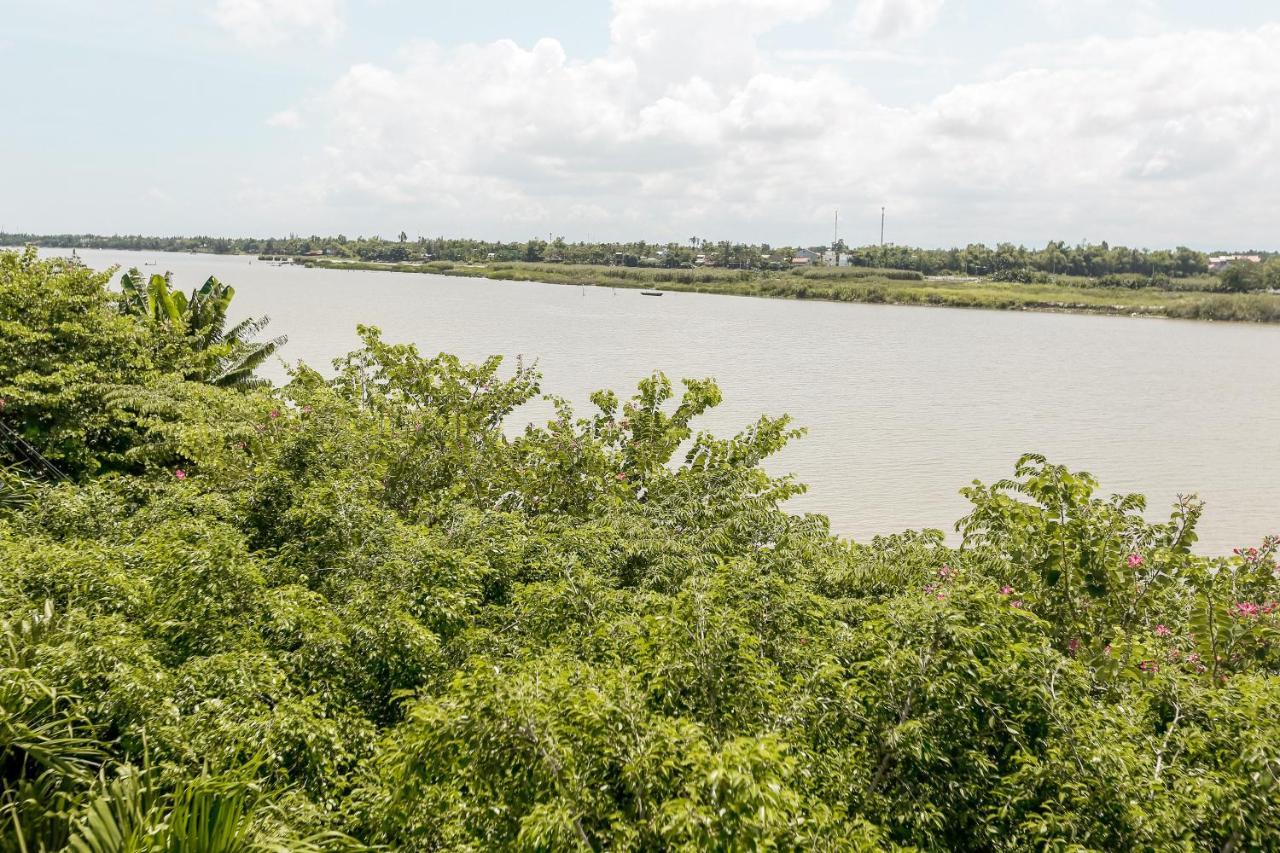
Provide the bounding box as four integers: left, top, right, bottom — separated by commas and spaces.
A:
851, 0, 946, 41
266, 108, 303, 129
279, 3, 1280, 248
211, 0, 343, 46
610, 0, 829, 90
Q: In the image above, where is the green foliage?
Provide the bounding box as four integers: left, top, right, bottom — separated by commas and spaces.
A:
118, 269, 286, 389
3, 249, 1280, 848
1218, 262, 1266, 293
0, 249, 154, 475
1, 251, 284, 479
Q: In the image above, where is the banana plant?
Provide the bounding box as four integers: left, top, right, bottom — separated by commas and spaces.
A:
119, 270, 286, 389
119, 270, 185, 325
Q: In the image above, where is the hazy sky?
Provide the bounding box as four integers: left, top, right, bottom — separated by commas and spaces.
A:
4, 0, 1278, 248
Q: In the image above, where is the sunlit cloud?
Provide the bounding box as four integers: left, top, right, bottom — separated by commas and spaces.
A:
251, 2, 1279, 247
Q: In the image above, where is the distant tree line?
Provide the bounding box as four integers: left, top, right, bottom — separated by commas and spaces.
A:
9, 231, 1277, 280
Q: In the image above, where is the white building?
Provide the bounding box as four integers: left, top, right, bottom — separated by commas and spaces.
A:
1208, 254, 1262, 271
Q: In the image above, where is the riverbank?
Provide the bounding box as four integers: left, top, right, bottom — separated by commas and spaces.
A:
300, 258, 1280, 323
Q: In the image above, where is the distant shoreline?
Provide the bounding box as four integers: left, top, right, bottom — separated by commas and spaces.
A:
11, 244, 1280, 325
297, 257, 1280, 325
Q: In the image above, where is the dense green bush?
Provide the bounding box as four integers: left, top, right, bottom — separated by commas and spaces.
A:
990, 267, 1036, 284
0, 249, 159, 475
1219, 263, 1267, 293
2, 248, 1279, 849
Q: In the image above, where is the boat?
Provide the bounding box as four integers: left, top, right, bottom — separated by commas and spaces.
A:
641, 290, 664, 296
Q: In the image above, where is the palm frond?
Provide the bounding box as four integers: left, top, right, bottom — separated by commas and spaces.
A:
211, 331, 287, 390
221, 315, 272, 348
0, 465, 38, 510
118, 270, 149, 315
0, 630, 107, 853
65, 768, 359, 853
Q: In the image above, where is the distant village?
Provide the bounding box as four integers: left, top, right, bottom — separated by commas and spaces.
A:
684, 247, 847, 268
1207, 253, 1263, 272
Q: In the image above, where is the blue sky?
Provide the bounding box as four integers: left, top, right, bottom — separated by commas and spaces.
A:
4, 1, 1279, 248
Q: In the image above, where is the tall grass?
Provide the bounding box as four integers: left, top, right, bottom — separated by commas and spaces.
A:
791, 267, 924, 281
1166, 294, 1280, 323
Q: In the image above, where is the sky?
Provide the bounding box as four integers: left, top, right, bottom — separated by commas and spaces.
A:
3, 0, 1278, 249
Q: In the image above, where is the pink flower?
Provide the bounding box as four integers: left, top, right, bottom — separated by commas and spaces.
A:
1154, 624, 1171, 637
1232, 601, 1261, 618
1067, 637, 1081, 654
174, 469, 187, 480
302, 405, 313, 414
937, 565, 955, 580
615, 472, 627, 481
1000, 585, 1013, 596
1009, 600, 1023, 609
1127, 553, 1144, 569
923, 583, 937, 595
269, 409, 279, 419
1103, 644, 1112, 656
1138, 659, 1158, 673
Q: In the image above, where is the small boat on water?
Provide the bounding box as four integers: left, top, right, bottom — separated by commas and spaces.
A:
641, 290, 663, 296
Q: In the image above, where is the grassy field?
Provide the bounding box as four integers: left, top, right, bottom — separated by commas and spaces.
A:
302, 258, 1280, 323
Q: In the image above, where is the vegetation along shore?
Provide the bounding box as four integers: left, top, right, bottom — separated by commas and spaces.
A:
9, 231, 1278, 323
303, 257, 1280, 323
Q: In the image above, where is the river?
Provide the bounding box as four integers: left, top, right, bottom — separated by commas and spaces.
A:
41, 248, 1280, 554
